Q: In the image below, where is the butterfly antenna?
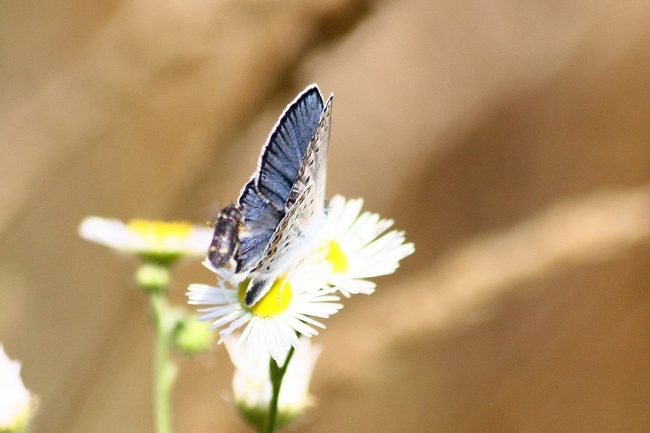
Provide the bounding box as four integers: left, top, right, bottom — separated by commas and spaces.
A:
214, 278, 238, 308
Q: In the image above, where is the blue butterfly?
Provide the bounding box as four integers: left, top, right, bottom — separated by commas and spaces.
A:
208, 85, 333, 307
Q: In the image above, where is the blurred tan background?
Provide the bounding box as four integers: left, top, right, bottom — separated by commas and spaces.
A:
2, 0, 650, 431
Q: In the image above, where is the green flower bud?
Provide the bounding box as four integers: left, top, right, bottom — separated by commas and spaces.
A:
172, 317, 214, 355
135, 263, 171, 293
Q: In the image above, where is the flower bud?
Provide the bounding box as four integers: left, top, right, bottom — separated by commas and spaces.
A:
135, 263, 171, 293
172, 317, 214, 356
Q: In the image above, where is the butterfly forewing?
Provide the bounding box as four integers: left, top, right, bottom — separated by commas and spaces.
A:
256, 87, 324, 210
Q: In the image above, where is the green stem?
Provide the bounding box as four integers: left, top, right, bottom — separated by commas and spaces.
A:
264, 346, 296, 433
150, 292, 177, 433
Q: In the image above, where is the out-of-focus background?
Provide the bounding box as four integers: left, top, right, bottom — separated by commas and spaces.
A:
2, 0, 650, 431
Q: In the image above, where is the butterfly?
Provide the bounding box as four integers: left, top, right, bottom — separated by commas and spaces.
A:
208, 84, 333, 307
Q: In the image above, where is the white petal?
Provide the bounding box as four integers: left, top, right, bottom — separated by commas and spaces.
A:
78, 217, 131, 250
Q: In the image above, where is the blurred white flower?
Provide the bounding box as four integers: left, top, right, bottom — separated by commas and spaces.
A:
225, 334, 321, 429
188, 259, 341, 361
0, 345, 34, 433
321, 195, 415, 296
79, 217, 213, 264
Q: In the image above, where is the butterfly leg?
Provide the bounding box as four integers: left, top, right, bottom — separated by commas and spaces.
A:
244, 276, 274, 307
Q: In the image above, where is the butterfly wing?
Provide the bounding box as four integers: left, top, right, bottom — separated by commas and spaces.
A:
243, 94, 333, 306
255, 86, 324, 210
252, 94, 333, 273
236, 180, 282, 271
237, 85, 325, 272
244, 185, 317, 306
286, 94, 332, 209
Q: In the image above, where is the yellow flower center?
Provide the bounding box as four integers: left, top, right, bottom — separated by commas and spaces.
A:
239, 276, 293, 317
127, 219, 193, 250
324, 240, 349, 273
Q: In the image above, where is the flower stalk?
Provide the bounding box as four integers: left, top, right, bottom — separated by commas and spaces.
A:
150, 291, 177, 433
140, 264, 177, 433
79, 217, 214, 433
264, 346, 295, 433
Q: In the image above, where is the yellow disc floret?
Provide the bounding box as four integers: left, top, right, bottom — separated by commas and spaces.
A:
127, 219, 195, 265
239, 276, 293, 317
127, 219, 194, 250
324, 240, 349, 274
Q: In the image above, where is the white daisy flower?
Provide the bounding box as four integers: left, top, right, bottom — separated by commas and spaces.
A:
187, 259, 341, 361
79, 217, 213, 265
0, 345, 35, 433
320, 195, 415, 297
225, 334, 321, 429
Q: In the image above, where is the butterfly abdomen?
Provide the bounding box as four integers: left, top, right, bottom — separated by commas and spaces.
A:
208, 204, 244, 269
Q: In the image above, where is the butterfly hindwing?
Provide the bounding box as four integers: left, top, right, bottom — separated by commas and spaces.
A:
237, 181, 282, 271
244, 186, 317, 306
252, 184, 315, 272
